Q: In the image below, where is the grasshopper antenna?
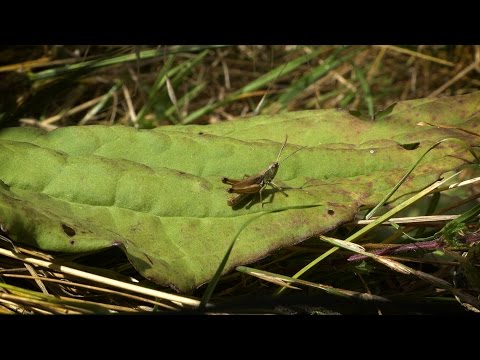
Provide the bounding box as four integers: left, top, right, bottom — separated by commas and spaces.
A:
278, 136, 307, 164
275, 135, 289, 162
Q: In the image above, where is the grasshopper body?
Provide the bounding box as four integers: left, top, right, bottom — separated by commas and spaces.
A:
222, 136, 305, 207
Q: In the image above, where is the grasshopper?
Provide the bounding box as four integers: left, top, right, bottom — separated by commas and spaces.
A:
222, 135, 306, 207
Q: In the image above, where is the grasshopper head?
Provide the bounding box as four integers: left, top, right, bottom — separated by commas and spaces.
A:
264, 161, 279, 183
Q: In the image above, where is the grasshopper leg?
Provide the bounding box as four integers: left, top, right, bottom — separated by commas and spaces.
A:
259, 186, 265, 207
260, 182, 289, 207
270, 181, 288, 197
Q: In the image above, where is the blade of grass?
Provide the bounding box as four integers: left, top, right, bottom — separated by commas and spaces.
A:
161, 50, 209, 123
253, 62, 289, 115
137, 50, 209, 125
274, 47, 359, 108
169, 50, 209, 88
182, 47, 327, 124
238, 48, 327, 95
338, 91, 355, 108
305, 88, 344, 108
166, 76, 181, 122
237, 266, 390, 302
441, 202, 480, 244
79, 81, 122, 125
165, 82, 206, 120
136, 55, 175, 124
275, 170, 462, 295
319, 235, 480, 309
353, 64, 374, 118
28, 46, 226, 82
366, 138, 474, 220
360, 175, 480, 244
198, 203, 322, 309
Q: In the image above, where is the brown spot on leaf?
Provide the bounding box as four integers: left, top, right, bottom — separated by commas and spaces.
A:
328, 209, 335, 215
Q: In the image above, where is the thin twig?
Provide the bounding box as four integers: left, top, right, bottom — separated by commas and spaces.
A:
428, 61, 479, 97
40, 95, 105, 126
122, 84, 138, 128
377, 45, 455, 67
355, 214, 460, 226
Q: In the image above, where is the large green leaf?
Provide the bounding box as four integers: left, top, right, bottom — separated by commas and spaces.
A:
1, 92, 479, 292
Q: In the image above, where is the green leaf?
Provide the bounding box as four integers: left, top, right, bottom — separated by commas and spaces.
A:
0, 92, 479, 292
